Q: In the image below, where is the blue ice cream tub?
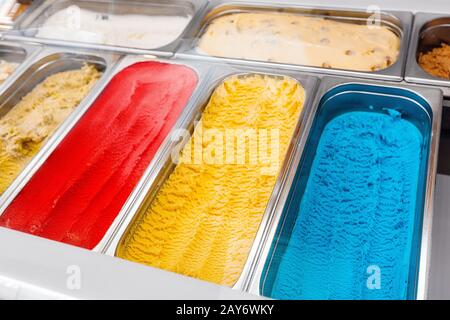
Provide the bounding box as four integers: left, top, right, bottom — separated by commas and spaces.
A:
244, 78, 442, 300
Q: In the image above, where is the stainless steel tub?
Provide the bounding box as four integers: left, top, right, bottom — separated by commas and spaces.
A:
177, 0, 412, 82
10, 0, 208, 55
245, 77, 442, 300
405, 12, 450, 97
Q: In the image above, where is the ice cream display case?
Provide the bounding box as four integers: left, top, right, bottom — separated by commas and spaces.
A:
0, 0, 449, 300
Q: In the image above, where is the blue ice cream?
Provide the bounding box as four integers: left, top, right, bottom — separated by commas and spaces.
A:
265, 110, 423, 300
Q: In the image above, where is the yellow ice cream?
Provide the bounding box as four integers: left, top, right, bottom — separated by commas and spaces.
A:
0, 64, 101, 194
197, 13, 400, 72
117, 74, 305, 286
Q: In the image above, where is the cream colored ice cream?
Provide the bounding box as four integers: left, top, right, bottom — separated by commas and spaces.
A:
36, 5, 191, 49
0, 64, 101, 194
0, 60, 18, 83
117, 74, 305, 286
197, 12, 400, 72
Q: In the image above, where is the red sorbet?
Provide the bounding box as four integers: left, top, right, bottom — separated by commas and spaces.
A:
0, 61, 198, 249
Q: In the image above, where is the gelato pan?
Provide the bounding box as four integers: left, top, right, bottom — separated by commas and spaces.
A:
0, 64, 101, 195
35, 5, 192, 49
405, 14, 450, 90
260, 83, 434, 300
0, 0, 28, 26
197, 12, 400, 72
0, 61, 198, 250
117, 74, 305, 287
419, 43, 450, 79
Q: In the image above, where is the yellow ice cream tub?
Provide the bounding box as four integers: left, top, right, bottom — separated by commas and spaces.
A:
117, 73, 305, 286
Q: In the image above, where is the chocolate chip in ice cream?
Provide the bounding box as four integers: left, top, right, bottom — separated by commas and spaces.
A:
345, 50, 355, 56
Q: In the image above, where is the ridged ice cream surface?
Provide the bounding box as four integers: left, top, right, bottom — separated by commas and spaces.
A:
0, 64, 101, 194
197, 12, 400, 72
117, 74, 305, 286
266, 110, 423, 300
0, 61, 197, 249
